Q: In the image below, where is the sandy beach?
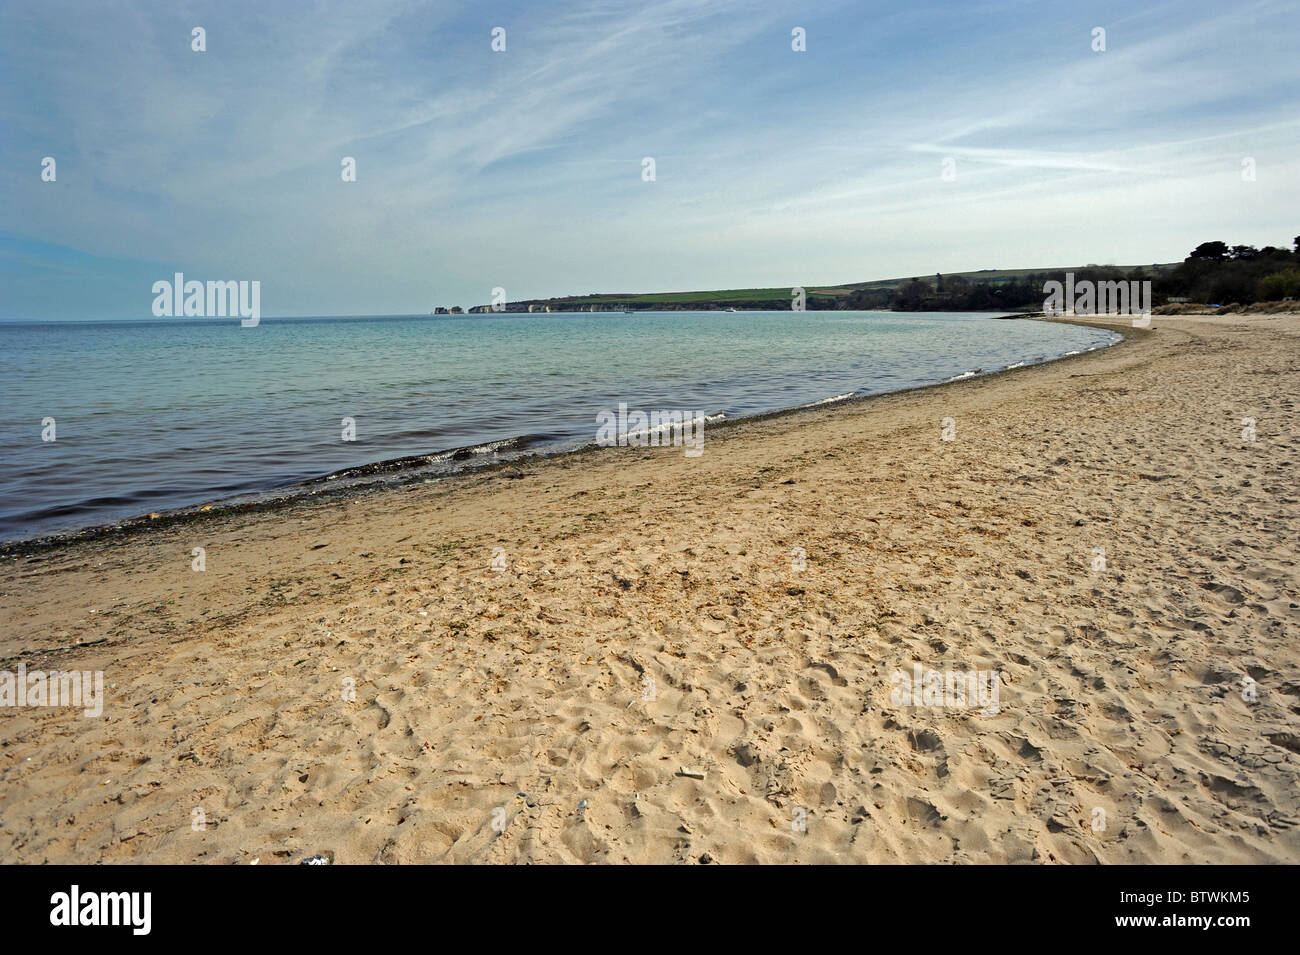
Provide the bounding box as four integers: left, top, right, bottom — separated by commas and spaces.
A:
1, 312, 1297, 865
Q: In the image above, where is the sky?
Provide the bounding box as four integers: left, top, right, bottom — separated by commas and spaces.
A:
2, 0, 1298, 320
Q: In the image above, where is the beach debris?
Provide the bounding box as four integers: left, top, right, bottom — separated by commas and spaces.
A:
577, 799, 588, 812
678, 767, 706, 780
299, 853, 331, 865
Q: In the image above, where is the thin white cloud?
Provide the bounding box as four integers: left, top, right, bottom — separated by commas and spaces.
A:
1, 0, 1297, 316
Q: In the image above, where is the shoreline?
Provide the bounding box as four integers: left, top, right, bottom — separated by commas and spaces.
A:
0, 314, 1128, 557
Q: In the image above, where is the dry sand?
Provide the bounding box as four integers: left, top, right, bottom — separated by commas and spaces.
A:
1, 313, 1297, 864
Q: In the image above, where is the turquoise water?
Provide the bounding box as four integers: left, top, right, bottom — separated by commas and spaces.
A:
0, 311, 1119, 540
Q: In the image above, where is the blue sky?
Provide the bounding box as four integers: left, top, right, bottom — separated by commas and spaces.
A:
2, 0, 1298, 319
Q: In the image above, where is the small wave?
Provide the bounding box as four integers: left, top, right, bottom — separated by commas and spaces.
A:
457, 436, 527, 457
801, 392, 857, 408
311, 435, 533, 484
621, 412, 724, 442
1003, 361, 1026, 371
946, 369, 980, 382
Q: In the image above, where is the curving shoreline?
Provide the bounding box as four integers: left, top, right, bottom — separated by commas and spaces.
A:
0, 314, 1127, 557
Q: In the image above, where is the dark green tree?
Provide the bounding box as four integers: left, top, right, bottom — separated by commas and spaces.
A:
1190, 241, 1229, 260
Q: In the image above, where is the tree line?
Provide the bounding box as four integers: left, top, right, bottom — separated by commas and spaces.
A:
850, 236, 1300, 311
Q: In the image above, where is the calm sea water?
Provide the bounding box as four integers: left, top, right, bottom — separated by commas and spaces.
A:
0, 312, 1119, 541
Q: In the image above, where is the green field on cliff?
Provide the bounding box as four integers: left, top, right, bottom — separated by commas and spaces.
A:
506, 263, 1179, 311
